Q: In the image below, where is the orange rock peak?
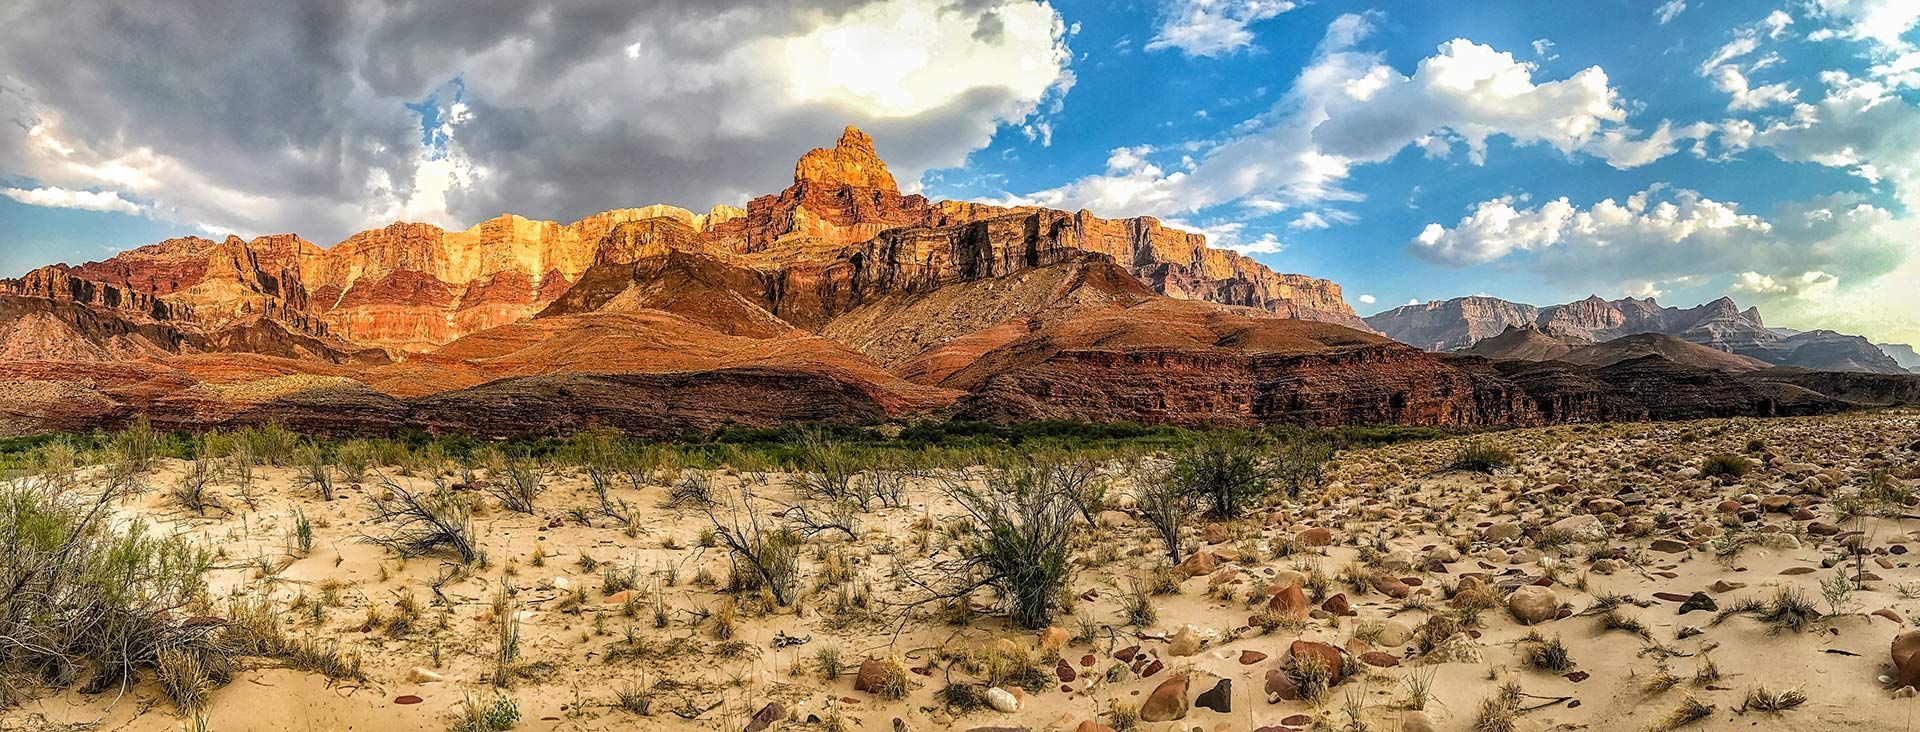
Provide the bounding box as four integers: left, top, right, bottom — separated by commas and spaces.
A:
794, 125, 897, 192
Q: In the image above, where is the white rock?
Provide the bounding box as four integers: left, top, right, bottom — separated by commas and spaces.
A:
986, 686, 1019, 713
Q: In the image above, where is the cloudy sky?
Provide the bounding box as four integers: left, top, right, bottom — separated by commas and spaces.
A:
3, 0, 1918, 346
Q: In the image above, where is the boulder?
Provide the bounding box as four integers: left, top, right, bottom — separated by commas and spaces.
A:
1288, 640, 1344, 685
745, 702, 787, 732
1506, 585, 1560, 625
1140, 675, 1190, 722
1894, 631, 1920, 691
1194, 678, 1232, 713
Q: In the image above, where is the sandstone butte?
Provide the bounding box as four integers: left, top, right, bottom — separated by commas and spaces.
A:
0, 126, 1915, 438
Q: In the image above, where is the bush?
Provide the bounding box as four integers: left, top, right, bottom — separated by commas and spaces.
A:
1701, 453, 1753, 481
489, 460, 544, 513
361, 476, 481, 563
944, 464, 1081, 629
1448, 443, 1514, 474
1168, 434, 1273, 519
0, 477, 219, 702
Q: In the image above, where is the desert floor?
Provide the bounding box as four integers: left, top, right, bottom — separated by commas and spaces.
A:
8, 410, 1920, 732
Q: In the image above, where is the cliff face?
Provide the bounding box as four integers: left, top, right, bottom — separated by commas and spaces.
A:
7, 126, 1358, 353
1370, 294, 1906, 374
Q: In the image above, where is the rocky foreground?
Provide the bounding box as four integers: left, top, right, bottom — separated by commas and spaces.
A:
11, 410, 1920, 731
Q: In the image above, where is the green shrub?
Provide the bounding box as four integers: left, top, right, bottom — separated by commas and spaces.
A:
1449, 443, 1514, 474
1169, 434, 1273, 519
1701, 453, 1753, 480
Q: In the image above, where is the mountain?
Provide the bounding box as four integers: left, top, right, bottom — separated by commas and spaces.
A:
1369, 294, 1907, 374
0, 126, 1913, 437
1558, 333, 1772, 372
1460, 325, 1584, 362
1879, 343, 1920, 372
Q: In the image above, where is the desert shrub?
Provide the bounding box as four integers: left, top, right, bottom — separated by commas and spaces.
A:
1701, 453, 1752, 481
361, 475, 480, 563
171, 457, 224, 515
1449, 443, 1514, 474
1168, 434, 1274, 519
1133, 457, 1198, 564
489, 460, 544, 513
942, 463, 1082, 629
0, 478, 218, 703
705, 491, 802, 605
1270, 431, 1334, 498
453, 691, 520, 732
297, 445, 335, 501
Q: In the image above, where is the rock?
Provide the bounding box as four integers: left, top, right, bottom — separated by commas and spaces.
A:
1140, 675, 1190, 722
745, 702, 787, 732
409, 667, 444, 683
1895, 631, 1920, 691
1370, 572, 1412, 599
1321, 593, 1353, 616
1264, 669, 1299, 702
1360, 651, 1399, 668
1168, 625, 1204, 657
1376, 620, 1414, 646
1038, 626, 1070, 652
1288, 641, 1344, 685
854, 658, 895, 694
1056, 659, 1076, 682
1875, 608, 1906, 625
985, 686, 1019, 713
1178, 551, 1218, 577
1298, 527, 1335, 547
1590, 558, 1623, 574
1202, 522, 1229, 544
1239, 650, 1268, 665
1268, 583, 1311, 619
1677, 592, 1716, 615
1650, 538, 1690, 553
1399, 711, 1439, 732
1483, 522, 1522, 542
1549, 514, 1607, 542
1709, 579, 1747, 593
1074, 722, 1115, 732
394, 695, 423, 705
1194, 678, 1231, 713
1506, 585, 1560, 625
1097, 510, 1135, 528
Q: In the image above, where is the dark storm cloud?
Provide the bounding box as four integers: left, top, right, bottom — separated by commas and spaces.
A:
0, 0, 1068, 244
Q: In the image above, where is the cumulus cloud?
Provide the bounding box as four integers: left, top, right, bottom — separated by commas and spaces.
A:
1164, 218, 1284, 254
2, 186, 141, 215
1357, 293, 1376, 304
1410, 186, 1913, 305
1806, 0, 1920, 51
1711, 65, 1799, 111
1146, 0, 1297, 58
1751, 71, 1920, 208
1019, 14, 1687, 221
0, 0, 1071, 244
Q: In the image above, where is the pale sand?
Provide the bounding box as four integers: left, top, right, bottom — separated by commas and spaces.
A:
8, 410, 1920, 732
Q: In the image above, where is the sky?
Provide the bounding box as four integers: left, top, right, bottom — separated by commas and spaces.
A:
2, 0, 1918, 346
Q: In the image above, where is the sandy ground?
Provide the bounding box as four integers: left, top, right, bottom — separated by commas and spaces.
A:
6, 410, 1920, 732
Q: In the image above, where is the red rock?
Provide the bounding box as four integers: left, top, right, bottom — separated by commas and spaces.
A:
1359, 651, 1399, 668
1298, 527, 1335, 547
1239, 650, 1269, 665
1268, 583, 1311, 619
1321, 593, 1353, 616
394, 695, 423, 705
1139, 675, 1190, 722
1288, 640, 1344, 685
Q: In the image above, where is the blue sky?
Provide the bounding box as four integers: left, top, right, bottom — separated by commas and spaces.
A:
3, 0, 1918, 344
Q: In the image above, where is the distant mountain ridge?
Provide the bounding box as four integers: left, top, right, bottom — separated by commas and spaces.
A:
1368, 294, 1910, 374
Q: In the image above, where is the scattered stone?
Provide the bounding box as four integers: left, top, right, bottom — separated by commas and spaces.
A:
394, 695, 423, 705
1194, 678, 1231, 713
1140, 675, 1190, 722
1239, 650, 1268, 665
1894, 631, 1920, 691
1168, 625, 1204, 657
985, 686, 1019, 713
1650, 538, 1690, 554
745, 702, 787, 732
1678, 592, 1717, 615
1506, 585, 1560, 625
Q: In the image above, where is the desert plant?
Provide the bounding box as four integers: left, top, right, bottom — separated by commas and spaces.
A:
1168, 434, 1274, 519
489, 460, 544, 514
298, 445, 335, 501
1449, 443, 1514, 474
1701, 453, 1752, 481
1134, 458, 1198, 564
939, 464, 1081, 629
360, 475, 480, 563
0, 477, 219, 703
705, 490, 802, 605
453, 691, 520, 732
171, 457, 224, 515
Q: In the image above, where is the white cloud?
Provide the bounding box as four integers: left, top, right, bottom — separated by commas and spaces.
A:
1, 186, 141, 215
1762, 10, 1795, 39
1290, 211, 1330, 230
1656, 0, 1687, 25
1164, 218, 1285, 254
1753, 71, 1920, 208
1531, 39, 1557, 60
1701, 30, 1760, 75
1020, 15, 1683, 220
1410, 187, 1913, 310
1806, 0, 1920, 51
1357, 294, 1376, 304
1711, 65, 1799, 111
1146, 0, 1298, 58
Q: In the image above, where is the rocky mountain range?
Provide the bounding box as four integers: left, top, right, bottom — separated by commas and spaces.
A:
1, 127, 1915, 437
1367, 294, 1911, 374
